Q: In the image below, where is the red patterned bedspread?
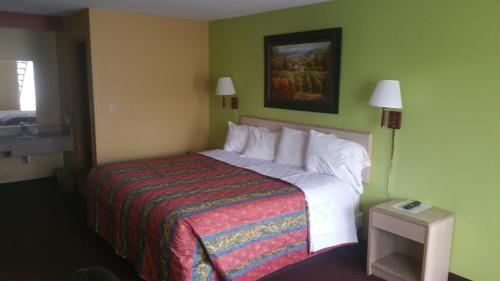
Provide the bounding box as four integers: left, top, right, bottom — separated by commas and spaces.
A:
87, 153, 309, 281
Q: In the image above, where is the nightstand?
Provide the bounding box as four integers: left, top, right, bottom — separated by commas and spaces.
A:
367, 199, 454, 281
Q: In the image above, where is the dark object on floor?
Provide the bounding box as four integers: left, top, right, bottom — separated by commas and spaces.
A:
69, 266, 121, 281
0, 177, 382, 281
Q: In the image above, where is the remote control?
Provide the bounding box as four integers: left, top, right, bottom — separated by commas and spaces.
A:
403, 201, 421, 210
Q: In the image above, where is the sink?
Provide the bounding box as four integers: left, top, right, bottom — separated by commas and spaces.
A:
0, 134, 73, 157
0, 124, 73, 157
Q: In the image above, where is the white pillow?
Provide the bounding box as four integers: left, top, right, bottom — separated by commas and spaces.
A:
275, 127, 308, 168
223, 121, 249, 153
241, 127, 280, 161
305, 130, 371, 194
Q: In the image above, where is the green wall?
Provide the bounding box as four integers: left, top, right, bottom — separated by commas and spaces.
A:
209, 1, 500, 280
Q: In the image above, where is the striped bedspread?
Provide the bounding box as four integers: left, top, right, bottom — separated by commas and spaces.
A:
87, 153, 309, 281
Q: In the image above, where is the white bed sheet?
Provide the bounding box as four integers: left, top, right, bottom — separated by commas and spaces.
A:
200, 149, 360, 252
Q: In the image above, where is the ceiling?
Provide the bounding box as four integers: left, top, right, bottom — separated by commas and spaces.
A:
0, 0, 329, 21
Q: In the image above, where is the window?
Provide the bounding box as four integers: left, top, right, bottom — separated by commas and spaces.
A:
17, 61, 36, 111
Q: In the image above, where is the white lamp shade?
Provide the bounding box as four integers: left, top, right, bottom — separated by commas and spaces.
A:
216, 77, 236, 96
369, 80, 403, 109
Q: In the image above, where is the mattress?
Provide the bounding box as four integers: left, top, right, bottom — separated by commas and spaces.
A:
201, 149, 360, 252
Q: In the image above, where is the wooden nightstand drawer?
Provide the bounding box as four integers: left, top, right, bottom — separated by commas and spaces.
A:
372, 211, 426, 243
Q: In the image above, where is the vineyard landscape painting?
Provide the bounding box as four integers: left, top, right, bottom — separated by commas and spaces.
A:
264, 28, 341, 113
270, 42, 331, 102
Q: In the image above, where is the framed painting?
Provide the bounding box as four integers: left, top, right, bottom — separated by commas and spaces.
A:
264, 28, 342, 114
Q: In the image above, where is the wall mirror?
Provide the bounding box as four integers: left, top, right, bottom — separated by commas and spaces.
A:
0, 60, 37, 126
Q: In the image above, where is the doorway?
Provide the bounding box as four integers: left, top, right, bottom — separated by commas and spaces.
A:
71, 42, 94, 191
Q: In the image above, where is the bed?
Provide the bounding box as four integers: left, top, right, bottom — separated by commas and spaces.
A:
86, 116, 373, 281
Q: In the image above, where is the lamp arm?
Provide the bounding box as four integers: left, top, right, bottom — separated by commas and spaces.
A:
387, 128, 397, 198
381, 108, 388, 127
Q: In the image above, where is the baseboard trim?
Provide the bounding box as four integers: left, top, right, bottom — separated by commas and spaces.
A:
449, 272, 472, 281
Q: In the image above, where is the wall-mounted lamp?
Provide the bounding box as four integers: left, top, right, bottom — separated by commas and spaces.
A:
369, 80, 403, 198
369, 80, 403, 129
216, 77, 236, 108
216, 76, 239, 121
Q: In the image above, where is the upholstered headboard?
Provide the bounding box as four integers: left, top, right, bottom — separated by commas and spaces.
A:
240, 115, 374, 183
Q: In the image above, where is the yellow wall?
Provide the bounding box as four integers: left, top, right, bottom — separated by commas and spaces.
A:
88, 9, 209, 164
0, 27, 62, 183
0, 60, 19, 110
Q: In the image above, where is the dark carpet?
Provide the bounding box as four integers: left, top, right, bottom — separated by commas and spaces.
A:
0, 177, 382, 281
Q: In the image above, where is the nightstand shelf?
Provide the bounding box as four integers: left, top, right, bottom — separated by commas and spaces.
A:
367, 199, 454, 281
372, 252, 421, 281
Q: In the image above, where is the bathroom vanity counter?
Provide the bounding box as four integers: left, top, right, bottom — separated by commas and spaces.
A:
0, 125, 73, 158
